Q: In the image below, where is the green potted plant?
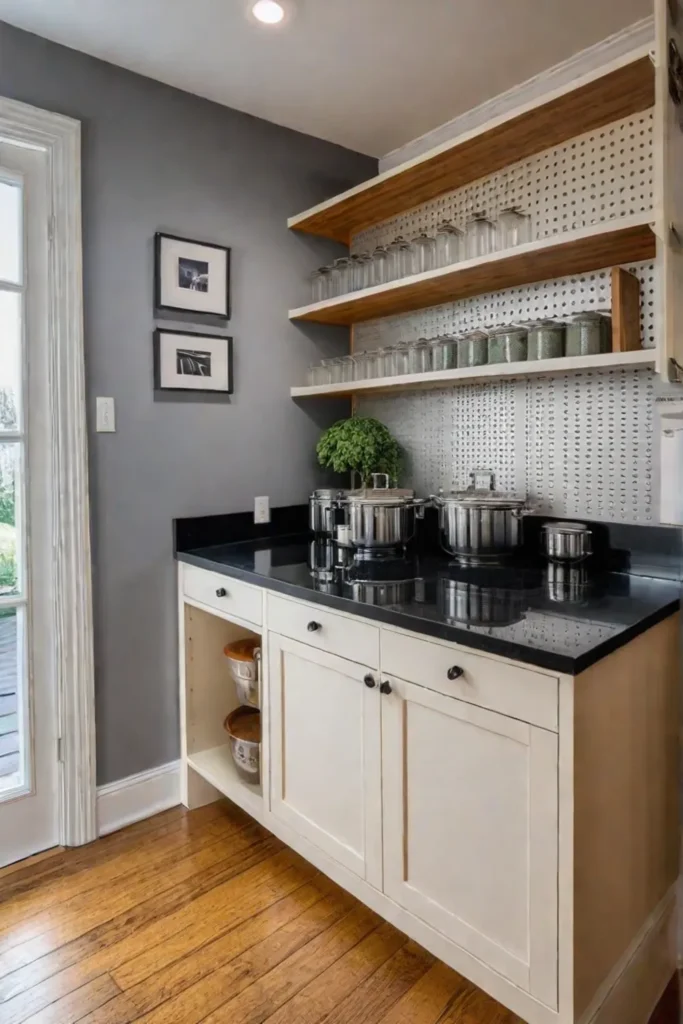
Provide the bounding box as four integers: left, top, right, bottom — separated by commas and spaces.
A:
316, 417, 402, 486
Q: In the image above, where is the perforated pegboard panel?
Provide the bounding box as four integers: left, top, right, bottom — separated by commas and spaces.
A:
357, 367, 661, 524
352, 110, 653, 254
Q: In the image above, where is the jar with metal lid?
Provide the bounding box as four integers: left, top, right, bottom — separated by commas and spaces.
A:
465, 212, 496, 259
495, 206, 531, 249
407, 338, 432, 374
565, 311, 610, 356
488, 325, 528, 364
434, 221, 464, 267
431, 471, 532, 565
527, 320, 565, 360
411, 232, 436, 275
457, 330, 488, 368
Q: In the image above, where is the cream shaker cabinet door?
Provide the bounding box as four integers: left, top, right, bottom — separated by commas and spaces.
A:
268, 633, 383, 888
381, 676, 558, 1010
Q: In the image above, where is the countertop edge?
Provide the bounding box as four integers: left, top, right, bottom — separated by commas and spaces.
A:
177, 552, 681, 676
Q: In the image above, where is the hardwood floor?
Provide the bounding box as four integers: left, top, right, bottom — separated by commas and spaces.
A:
0, 801, 675, 1024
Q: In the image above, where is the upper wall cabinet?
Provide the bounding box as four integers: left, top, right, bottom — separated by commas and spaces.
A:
655, 0, 683, 379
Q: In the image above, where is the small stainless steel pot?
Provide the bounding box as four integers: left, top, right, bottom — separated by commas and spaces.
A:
431, 471, 531, 566
309, 489, 348, 535
541, 521, 592, 563
343, 474, 426, 550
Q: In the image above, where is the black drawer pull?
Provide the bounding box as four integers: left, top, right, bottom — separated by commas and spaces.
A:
380, 680, 392, 695
215, 588, 228, 598
447, 665, 464, 680
307, 621, 321, 632
363, 674, 376, 689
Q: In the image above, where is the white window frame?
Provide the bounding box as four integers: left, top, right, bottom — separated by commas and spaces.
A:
0, 96, 96, 846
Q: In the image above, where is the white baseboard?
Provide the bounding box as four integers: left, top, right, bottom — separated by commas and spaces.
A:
97, 760, 181, 836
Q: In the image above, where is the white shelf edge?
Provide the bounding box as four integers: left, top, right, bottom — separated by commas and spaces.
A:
288, 213, 655, 321
287, 45, 653, 231
290, 349, 656, 398
187, 746, 264, 823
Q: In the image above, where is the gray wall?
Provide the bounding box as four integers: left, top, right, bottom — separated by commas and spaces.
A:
0, 21, 376, 784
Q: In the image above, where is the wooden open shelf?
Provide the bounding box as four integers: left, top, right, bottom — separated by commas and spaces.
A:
288, 51, 654, 243
291, 349, 656, 399
289, 216, 656, 326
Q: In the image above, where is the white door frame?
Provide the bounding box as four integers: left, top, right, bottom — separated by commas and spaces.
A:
0, 96, 96, 848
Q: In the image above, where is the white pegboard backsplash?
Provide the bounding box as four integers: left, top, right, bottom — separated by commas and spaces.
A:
352, 110, 653, 253
356, 367, 660, 525
351, 108, 662, 525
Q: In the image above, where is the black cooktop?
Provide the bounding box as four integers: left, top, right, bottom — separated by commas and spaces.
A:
176, 535, 680, 674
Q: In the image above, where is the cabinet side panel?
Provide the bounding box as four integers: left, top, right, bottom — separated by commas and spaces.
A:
573, 613, 680, 1018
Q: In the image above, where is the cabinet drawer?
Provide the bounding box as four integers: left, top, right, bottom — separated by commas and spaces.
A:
183, 564, 263, 626
267, 594, 379, 669
381, 628, 557, 731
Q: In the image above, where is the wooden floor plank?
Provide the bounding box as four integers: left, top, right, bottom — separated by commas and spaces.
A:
0, 835, 283, 999
261, 920, 407, 1024
0, 850, 64, 885
320, 940, 436, 1024
0, 803, 536, 1024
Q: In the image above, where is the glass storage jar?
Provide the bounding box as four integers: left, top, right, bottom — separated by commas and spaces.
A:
565, 312, 611, 356
434, 222, 464, 268
362, 349, 381, 379
457, 330, 489, 367
318, 359, 335, 384
429, 335, 458, 371
407, 339, 432, 374
393, 341, 411, 376
465, 212, 497, 259
329, 257, 351, 296
311, 267, 331, 303
495, 207, 531, 249
371, 246, 390, 286
354, 252, 374, 290
488, 326, 528, 364
340, 355, 356, 382
527, 320, 565, 360
377, 346, 395, 377
386, 236, 412, 280
411, 233, 436, 275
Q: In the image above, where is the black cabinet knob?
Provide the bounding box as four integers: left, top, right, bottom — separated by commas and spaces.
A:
363, 674, 376, 689
307, 621, 321, 632
447, 665, 464, 680
380, 680, 392, 695
215, 587, 228, 598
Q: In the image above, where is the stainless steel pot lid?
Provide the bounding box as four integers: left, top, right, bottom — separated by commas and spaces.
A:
541, 520, 591, 534
311, 488, 348, 498
347, 487, 416, 506
437, 489, 527, 508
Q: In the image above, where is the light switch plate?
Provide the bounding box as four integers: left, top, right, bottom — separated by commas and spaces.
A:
254, 495, 270, 524
96, 397, 116, 432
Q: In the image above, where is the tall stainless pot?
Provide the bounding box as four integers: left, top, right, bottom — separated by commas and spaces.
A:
309, 489, 348, 535
431, 472, 531, 565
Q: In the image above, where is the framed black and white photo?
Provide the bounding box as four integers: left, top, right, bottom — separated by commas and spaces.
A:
154, 329, 233, 394
154, 232, 230, 319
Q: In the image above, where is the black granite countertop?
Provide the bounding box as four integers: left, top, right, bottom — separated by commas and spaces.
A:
177, 534, 681, 674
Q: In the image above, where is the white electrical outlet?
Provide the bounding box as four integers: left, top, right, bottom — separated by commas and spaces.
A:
96, 397, 116, 432
254, 496, 270, 524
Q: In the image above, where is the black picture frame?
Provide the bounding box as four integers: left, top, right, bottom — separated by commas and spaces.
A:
153, 328, 233, 394
154, 232, 231, 320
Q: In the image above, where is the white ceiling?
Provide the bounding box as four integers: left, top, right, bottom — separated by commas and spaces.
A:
0, 0, 651, 157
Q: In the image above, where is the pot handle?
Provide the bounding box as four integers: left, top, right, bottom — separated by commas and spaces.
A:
371, 473, 390, 489
512, 506, 534, 519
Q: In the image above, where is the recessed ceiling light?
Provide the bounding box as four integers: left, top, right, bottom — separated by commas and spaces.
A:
251, 0, 285, 24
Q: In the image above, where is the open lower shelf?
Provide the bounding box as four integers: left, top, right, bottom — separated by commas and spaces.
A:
289, 216, 656, 326
291, 349, 656, 398
187, 745, 265, 823
287, 51, 654, 243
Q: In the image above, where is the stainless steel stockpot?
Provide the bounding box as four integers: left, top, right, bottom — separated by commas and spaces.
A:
309, 489, 348, 535
431, 472, 531, 565
343, 474, 426, 550
541, 521, 592, 563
